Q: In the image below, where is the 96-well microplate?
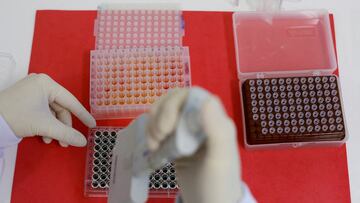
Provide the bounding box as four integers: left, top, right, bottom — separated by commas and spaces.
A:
85, 127, 179, 197
95, 9, 184, 49
90, 47, 191, 119
242, 76, 346, 145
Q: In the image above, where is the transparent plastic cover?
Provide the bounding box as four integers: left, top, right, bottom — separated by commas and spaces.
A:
233, 10, 337, 79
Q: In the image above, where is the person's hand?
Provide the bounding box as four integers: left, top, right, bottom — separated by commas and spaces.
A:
0, 73, 96, 147
146, 88, 243, 203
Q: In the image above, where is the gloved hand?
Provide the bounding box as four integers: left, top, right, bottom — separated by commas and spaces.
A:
0, 73, 96, 147
146, 88, 243, 203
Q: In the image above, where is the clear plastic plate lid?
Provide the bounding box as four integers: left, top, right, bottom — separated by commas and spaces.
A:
233, 10, 337, 80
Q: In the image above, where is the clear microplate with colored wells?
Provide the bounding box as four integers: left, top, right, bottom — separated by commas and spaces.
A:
94, 9, 184, 50
233, 10, 348, 149
90, 47, 191, 119
84, 127, 179, 197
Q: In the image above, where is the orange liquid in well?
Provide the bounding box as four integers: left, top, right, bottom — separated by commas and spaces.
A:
134, 84, 140, 91
141, 98, 147, 104
149, 97, 155, 104
126, 98, 133, 104
149, 84, 155, 90
96, 100, 103, 106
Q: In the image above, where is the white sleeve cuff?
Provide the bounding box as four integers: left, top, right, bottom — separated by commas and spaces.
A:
175, 182, 257, 203
0, 115, 21, 152
239, 183, 257, 203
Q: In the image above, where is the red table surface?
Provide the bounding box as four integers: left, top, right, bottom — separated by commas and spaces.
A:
11, 10, 350, 203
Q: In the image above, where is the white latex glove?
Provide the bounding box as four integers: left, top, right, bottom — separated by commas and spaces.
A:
0, 73, 96, 147
146, 88, 243, 203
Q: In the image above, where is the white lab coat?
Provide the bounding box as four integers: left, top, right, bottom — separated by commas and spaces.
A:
0, 115, 256, 203
0, 115, 21, 161
175, 183, 257, 203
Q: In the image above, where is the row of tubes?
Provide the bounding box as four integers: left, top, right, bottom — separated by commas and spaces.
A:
95, 81, 185, 93
93, 47, 183, 58
99, 13, 180, 22
93, 63, 184, 73
91, 180, 109, 189
260, 124, 344, 135
98, 20, 180, 30
92, 150, 113, 162
96, 89, 169, 99
259, 117, 343, 128
250, 98, 341, 110
97, 30, 180, 40
250, 90, 339, 102
251, 104, 341, 115
94, 58, 184, 68
97, 37, 180, 46
95, 77, 184, 87
94, 130, 118, 138
94, 71, 185, 81
250, 96, 340, 106
97, 41, 181, 50
91, 48, 183, 61
149, 181, 178, 190
249, 83, 338, 93
252, 109, 342, 121
99, 9, 180, 17
96, 97, 157, 105
249, 76, 337, 86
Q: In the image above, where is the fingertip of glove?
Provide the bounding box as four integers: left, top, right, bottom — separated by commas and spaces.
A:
77, 136, 88, 147
69, 131, 87, 147
42, 137, 52, 144
86, 116, 97, 128
59, 141, 69, 148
